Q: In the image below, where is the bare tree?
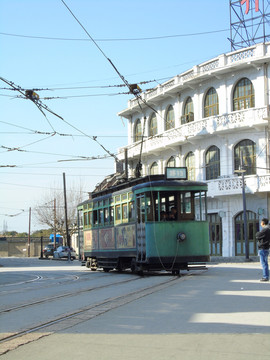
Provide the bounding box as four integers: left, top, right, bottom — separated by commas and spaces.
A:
34, 180, 86, 243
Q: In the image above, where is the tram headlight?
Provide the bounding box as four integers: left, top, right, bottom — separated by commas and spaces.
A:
177, 232, 186, 242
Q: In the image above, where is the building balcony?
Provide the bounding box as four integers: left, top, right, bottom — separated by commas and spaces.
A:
206, 174, 270, 197
118, 106, 268, 160
119, 43, 269, 115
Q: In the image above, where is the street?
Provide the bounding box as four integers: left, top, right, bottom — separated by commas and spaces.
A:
0, 258, 270, 359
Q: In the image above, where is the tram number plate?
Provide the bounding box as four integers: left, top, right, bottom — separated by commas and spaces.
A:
166, 167, 187, 180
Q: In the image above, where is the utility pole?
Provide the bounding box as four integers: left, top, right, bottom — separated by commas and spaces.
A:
28, 207, 31, 257
63, 173, 70, 247
235, 152, 249, 260
54, 198, 57, 249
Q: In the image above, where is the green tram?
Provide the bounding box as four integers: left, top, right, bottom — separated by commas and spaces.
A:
79, 172, 209, 275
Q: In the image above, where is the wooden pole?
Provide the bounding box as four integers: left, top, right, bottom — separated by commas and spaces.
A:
28, 207, 31, 257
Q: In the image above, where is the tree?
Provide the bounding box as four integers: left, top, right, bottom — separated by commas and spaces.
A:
34, 180, 86, 244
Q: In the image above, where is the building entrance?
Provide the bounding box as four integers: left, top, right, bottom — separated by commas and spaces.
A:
235, 211, 259, 256
208, 213, 222, 256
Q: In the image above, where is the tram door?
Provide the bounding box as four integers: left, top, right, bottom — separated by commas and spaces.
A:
136, 194, 146, 262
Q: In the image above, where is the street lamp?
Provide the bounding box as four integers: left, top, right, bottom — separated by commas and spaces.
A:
235, 152, 249, 260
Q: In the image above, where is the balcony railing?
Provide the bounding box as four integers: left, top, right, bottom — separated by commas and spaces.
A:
118, 106, 268, 159
126, 43, 268, 109
206, 174, 270, 196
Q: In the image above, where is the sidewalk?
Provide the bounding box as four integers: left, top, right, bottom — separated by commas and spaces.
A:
2, 263, 270, 360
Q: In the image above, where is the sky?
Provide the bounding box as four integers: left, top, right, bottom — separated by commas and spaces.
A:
0, 0, 232, 233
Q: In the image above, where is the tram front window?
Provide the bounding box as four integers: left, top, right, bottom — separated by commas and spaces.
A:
140, 190, 206, 222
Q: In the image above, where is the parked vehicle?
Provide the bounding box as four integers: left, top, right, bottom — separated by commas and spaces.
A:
53, 246, 76, 260
43, 243, 55, 258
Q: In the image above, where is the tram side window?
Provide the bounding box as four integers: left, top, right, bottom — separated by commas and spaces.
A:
122, 203, 128, 223
129, 201, 135, 221
110, 206, 114, 224
104, 207, 109, 225
115, 204, 121, 223
98, 209, 104, 225
93, 210, 98, 225
145, 192, 159, 221
180, 192, 195, 220
195, 191, 207, 221
88, 211, 92, 227
83, 212, 88, 226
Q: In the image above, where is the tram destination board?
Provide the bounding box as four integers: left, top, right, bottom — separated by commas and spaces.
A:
165, 167, 187, 180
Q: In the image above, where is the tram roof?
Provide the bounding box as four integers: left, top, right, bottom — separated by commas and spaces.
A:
89, 175, 207, 200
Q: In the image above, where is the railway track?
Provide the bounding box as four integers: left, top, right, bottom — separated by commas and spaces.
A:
0, 275, 141, 314
0, 275, 181, 356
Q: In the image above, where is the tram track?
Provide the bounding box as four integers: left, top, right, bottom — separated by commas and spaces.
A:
0, 271, 110, 296
0, 275, 181, 356
0, 274, 141, 315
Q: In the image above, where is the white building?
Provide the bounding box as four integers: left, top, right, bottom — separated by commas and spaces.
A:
117, 42, 270, 258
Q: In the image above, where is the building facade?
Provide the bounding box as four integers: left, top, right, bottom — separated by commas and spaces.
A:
117, 43, 270, 257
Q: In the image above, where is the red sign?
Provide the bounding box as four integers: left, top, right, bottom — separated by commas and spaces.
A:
241, 0, 259, 14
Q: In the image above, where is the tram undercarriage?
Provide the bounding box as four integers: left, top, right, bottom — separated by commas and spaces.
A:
84, 254, 209, 275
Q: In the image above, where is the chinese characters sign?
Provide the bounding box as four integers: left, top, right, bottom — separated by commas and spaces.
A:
241, 0, 259, 14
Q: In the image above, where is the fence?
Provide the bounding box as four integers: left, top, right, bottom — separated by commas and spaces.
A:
0, 237, 51, 257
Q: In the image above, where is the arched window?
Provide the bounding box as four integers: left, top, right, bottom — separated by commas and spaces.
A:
134, 119, 142, 142
234, 139, 256, 175
233, 78, 255, 111
185, 152, 195, 180
149, 113, 157, 137
205, 146, 220, 180
204, 87, 219, 117
167, 156, 176, 168
150, 162, 158, 175
165, 105, 175, 131
181, 97, 194, 124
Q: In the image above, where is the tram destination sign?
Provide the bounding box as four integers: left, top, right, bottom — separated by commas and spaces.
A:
165, 167, 187, 180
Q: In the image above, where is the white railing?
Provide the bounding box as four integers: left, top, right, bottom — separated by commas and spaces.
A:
118, 106, 268, 159
207, 174, 270, 196
125, 43, 268, 110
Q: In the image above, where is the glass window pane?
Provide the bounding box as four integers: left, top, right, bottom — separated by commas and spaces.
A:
234, 140, 256, 175
185, 151, 195, 180
205, 146, 220, 180
165, 105, 175, 130
149, 113, 157, 136
135, 119, 142, 142
150, 162, 158, 175
204, 87, 219, 118
233, 78, 255, 111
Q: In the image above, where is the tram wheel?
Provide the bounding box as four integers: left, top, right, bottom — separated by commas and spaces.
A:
103, 268, 110, 272
130, 259, 137, 273
172, 270, 180, 276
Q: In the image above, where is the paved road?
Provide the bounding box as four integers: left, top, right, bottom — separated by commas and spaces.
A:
0, 259, 269, 360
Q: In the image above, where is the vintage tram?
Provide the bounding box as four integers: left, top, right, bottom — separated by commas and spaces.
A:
78, 169, 209, 274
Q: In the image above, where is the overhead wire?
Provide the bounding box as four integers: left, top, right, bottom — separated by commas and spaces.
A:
0, 28, 229, 42
59, 0, 163, 176
0, 76, 121, 162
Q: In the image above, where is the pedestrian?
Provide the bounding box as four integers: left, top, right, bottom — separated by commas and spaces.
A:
256, 217, 270, 282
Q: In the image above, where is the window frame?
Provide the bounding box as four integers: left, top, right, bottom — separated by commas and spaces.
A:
233, 77, 255, 111
234, 139, 256, 175
205, 145, 220, 180
165, 105, 175, 131
204, 87, 219, 118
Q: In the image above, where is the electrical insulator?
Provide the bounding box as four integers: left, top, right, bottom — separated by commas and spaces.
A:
25, 90, 39, 101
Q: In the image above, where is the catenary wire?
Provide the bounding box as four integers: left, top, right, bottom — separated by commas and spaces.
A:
0, 28, 229, 42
